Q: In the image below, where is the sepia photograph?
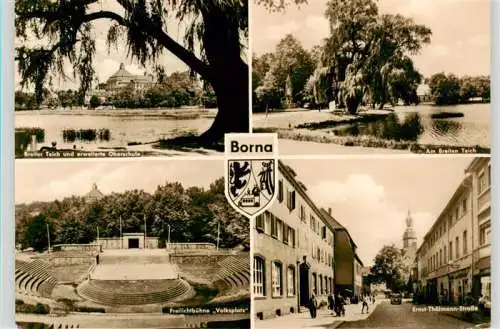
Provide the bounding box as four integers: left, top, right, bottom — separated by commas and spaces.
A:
252, 156, 490, 328
15, 0, 249, 158
14, 160, 250, 329
252, 0, 490, 155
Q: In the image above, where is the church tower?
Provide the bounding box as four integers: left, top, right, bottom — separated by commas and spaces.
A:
403, 210, 417, 260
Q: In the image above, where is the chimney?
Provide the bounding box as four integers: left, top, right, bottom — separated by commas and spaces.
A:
328, 208, 332, 215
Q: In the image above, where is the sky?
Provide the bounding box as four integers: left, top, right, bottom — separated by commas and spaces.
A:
15, 159, 224, 204
252, 0, 490, 78
283, 156, 475, 266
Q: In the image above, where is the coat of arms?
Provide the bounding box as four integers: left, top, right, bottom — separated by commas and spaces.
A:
224, 134, 278, 218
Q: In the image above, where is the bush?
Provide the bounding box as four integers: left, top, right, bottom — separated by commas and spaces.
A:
33, 303, 50, 314
89, 95, 100, 108
77, 306, 105, 313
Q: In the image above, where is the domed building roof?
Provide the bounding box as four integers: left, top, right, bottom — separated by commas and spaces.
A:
85, 183, 104, 203
108, 63, 133, 80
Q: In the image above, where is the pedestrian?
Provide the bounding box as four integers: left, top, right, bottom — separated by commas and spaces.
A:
336, 293, 346, 317
328, 292, 335, 315
309, 294, 318, 319
361, 295, 369, 314
478, 294, 485, 311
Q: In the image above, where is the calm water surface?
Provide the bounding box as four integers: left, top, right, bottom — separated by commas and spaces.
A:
330, 104, 489, 147
15, 109, 215, 151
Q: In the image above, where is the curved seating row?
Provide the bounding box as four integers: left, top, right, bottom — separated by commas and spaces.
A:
15, 259, 58, 298
213, 255, 250, 296
77, 279, 191, 305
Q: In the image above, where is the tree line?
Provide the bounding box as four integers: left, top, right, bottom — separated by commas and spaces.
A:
428, 73, 490, 105
15, 178, 249, 252
15, 71, 217, 111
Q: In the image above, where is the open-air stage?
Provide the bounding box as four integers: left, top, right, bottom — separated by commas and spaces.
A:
90, 249, 179, 280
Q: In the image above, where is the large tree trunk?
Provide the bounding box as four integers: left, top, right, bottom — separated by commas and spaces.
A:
199, 6, 249, 143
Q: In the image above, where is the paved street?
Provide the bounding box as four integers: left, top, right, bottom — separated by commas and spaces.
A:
338, 301, 475, 329
254, 300, 482, 329
254, 299, 383, 329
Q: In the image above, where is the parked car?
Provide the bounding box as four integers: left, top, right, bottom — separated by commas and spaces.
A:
390, 293, 402, 305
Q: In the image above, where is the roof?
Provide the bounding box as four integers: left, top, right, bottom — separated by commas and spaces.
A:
319, 208, 358, 250
84, 183, 104, 202
109, 63, 133, 79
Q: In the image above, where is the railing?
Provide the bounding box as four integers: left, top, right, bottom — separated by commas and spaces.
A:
166, 242, 216, 250
52, 243, 101, 252
475, 244, 491, 260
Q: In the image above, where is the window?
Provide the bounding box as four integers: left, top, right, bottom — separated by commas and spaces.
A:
288, 227, 296, 248
319, 274, 323, 295
480, 224, 491, 245
317, 247, 321, 261
271, 215, 278, 237
462, 198, 467, 214
439, 249, 442, 266
253, 257, 265, 297
448, 215, 453, 228
463, 230, 467, 254
300, 205, 306, 221
278, 180, 284, 202
264, 212, 272, 235
256, 214, 264, 232
287, 266, 296, 296
321, 226, 326, 239
272, 262, 283, 297
455, 236, 459, 259
286, 190, 296, 211
455, 208, 459, 220
277, 219, 283, 241
444, 245, 447, 264
325, 276, 329, 294
479, 172, 487, 194
310, 215, 315, 232
312, 273, 317, 295
449, 241, 453, 260
283, 223, 289, 244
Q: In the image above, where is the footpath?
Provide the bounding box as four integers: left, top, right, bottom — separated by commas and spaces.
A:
254, 299, 383, 329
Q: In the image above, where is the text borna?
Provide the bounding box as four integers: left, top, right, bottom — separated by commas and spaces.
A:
230, 141, 273, 153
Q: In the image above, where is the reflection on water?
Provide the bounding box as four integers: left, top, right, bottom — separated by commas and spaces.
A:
63, 129, 111, 143
333, 113, 423, 141
430, 120, 461, 137
331, 104, 490, 147
15, 127, 45, 155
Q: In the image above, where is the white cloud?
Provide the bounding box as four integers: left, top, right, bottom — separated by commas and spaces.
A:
305, 15, 329, 37
264, 20, 301, 41
309, 174, 434, 265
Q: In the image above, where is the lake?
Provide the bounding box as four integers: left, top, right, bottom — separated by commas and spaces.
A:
15, 108, 216, 153
332, 104, 490, 147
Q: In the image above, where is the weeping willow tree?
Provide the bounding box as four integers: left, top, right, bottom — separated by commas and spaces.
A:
15, 0, 248, 144
308, 0, 431, 113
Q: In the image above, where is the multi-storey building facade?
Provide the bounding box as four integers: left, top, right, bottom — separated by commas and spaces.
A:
320, 209, 363, 298
466, 157, 491, 302
253, 162, 335, 319
416, 157, 490, 305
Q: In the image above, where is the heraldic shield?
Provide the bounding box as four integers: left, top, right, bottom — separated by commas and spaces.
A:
226, 159, 277, 217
